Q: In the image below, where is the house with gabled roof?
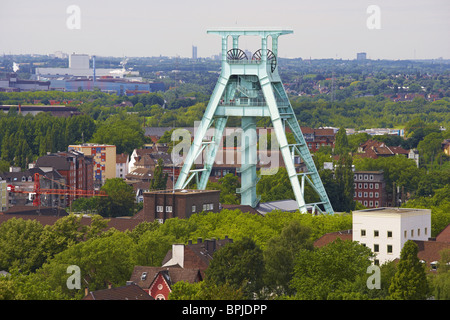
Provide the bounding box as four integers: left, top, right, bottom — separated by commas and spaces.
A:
161, 237, 233, 277
129, 265, 202, 300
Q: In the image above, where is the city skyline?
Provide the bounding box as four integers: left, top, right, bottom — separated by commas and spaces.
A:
1, 0, 449, 60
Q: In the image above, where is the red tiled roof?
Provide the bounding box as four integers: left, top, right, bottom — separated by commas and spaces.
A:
436, 224, 450, 243
414, 240, 450, 265
82, 283, 153, 300
313, 230, 353, 248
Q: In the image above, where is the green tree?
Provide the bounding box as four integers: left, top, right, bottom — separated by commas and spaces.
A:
134, 230, 175, 266
39, 214, 109, 261
150, 158, 168, 190
169, 280, 244, 300
417, 132, 444, 169
205, 237, 265, 299
207, 173, 240, 205
0, 218, 45, 273
39, 230, 137, 298
333, 127, 350, 155
290, 238, 373, 300
389, 240, 429, 300
96, 178, 136, 217
334, 153, 355, 212
264, 220, 313, 296
91, 116, 145, 155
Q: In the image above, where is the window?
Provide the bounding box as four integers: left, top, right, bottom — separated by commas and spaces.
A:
425, 227, 428, 235
370, 175, 374, 180
364, 192, 368, 197
417, 228, 420, 237
364, 183, 368, 189
361, 229, 366, 237
369, 192, 373, 198
364, 201, 368, 206
364, 175, 368, 180
369, 183, 373, 189
156, 206, 163, 212
192, 205, 196, 213
358, 183, 362, 189
359, 174, 363, 180
166, 206, 172, 212
404, 230, 407, 238
374, 230, 379, 237
358, 192, 362, 197
369, 201, 373, 207
411, 229, 414, 237
374, 259, 379, 266
387, 231, 392, 238
387, 245, 393, 254
375, 201, 379, 207
374, 244, 379, 252
375, 183, 379, 189
375, 192, 379, 198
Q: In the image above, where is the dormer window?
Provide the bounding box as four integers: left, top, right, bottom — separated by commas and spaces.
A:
141, 272, 147, 280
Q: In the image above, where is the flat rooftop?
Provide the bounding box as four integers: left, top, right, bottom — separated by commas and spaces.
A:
353, 207, 431, 215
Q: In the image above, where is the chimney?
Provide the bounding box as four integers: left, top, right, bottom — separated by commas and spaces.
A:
161, 243, 184, 268
205, 238, 216, 254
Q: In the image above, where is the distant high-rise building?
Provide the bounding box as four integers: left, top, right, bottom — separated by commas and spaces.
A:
357, 52, 367, 61
192, 46, 198, 60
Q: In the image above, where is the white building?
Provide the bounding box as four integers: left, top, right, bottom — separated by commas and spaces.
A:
353, 207, 431, 265
116, 153, 129, 179
35, 53, 138, 79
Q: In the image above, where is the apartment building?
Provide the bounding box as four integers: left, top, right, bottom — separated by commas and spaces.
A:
35, 151, 94, 205
69, 144, 116, 188
353, 170, 388, 208
142, 189, 220, 223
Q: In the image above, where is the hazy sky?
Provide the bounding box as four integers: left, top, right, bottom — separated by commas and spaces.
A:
1, 0, 449, 60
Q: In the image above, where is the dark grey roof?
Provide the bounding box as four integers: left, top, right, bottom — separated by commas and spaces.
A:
35, 154, 71, 170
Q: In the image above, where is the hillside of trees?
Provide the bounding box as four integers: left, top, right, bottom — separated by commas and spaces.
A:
0, 208, 446, 300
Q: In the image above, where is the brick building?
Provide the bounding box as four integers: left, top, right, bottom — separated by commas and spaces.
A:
35, 151, 94, 205
357, 140, 409, 159
300, 127, 336, 152
353, 170, 387, 208
142, 189, 220, 223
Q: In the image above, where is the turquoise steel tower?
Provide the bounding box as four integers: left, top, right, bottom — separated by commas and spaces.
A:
174, 29, 334, 214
